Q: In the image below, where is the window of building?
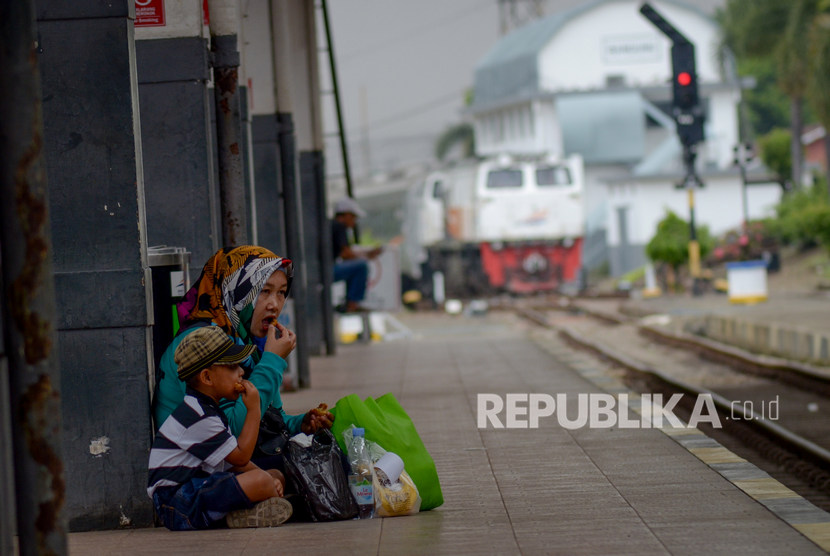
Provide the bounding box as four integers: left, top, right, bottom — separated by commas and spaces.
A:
606, 74, 626, 88
518, 107, 526, 137
528, 108, 535, 137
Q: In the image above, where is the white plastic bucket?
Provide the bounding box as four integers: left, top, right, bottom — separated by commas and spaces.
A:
726, 260, 767, 304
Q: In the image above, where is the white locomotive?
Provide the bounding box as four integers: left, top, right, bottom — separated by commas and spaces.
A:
401, 154, 586, 297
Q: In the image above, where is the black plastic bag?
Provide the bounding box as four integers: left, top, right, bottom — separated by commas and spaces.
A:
284, 429, 358, 521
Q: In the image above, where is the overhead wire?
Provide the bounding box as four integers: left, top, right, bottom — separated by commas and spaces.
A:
366, 89, 469, 133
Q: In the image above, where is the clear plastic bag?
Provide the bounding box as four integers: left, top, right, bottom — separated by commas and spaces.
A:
342, 426, 421, 517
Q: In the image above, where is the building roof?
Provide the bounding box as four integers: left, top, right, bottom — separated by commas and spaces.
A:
473, 0, 718, 108
556, 90, 646, 163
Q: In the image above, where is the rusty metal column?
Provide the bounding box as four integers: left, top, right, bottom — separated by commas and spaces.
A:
0, 0, 67, 554
209, 0, 247, 247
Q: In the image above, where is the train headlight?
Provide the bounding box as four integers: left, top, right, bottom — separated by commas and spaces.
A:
562, 237, 574, 248
522, 252, 548, 275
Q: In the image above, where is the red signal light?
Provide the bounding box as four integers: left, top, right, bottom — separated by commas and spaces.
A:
677, 72, 692, 86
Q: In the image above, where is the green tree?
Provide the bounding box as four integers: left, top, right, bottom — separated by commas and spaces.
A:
807, 0, 830, 196
718, 0, 820, 187
435, 122, 475, 161
737, 58, 791, 136
758, 128, 792, 185
434, 88, 476, 162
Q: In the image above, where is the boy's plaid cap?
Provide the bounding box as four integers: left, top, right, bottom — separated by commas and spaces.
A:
174, 326, 256, 381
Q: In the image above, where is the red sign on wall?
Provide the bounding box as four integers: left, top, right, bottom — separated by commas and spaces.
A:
135, 0, 166, 27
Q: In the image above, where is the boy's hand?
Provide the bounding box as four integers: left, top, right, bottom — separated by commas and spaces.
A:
265, 322, 296, 359
238, 379, 260, 411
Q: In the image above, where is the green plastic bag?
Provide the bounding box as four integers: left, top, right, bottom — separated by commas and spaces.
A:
330, 393, 443, 511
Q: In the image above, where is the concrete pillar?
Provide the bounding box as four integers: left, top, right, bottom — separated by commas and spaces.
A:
37, 0, 154, 530
271, 0, 330, 360
294, 0, 333, 357
243, 0, 286, 254
270, 0, 314, 386
135, 0, 220, 269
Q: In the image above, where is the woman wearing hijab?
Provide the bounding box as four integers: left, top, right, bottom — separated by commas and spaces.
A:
153, 245, 333, 437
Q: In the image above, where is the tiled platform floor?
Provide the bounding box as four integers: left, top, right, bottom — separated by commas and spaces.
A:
67, 311, 829, 555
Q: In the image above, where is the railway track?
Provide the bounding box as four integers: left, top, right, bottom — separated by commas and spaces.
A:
515, 301, 830, 511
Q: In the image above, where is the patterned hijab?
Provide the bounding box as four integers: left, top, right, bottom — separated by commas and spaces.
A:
177, 246, 293, 343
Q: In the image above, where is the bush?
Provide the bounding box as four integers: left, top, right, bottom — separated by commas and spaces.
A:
803, 205, 830, 252
646, 210, 714, 269
709, 221, 778, 264
765, 179, 830, 248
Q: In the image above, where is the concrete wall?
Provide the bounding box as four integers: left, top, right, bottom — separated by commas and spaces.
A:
699, 315, 830, 366
37, 0, 154, 530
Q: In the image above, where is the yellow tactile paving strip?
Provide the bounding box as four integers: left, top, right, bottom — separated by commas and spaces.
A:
733, 478, 800, 500
796, 523, 830, 552
688, 446, 747, 465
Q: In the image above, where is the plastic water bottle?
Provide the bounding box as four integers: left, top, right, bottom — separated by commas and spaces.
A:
347, 427, 374, 518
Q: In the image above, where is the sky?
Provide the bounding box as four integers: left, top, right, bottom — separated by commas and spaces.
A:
321, 0, 725, 187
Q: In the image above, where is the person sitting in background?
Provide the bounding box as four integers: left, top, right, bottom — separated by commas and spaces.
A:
153, 246, 334, 456
331, 197, 382, 313
148, 325, 291, 530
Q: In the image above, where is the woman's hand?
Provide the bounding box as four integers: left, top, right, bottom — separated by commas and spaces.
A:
301, 404, 334, 434
265, 321, 296, 359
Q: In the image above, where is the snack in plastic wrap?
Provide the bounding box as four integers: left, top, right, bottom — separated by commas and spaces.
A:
373, 469, 421, 517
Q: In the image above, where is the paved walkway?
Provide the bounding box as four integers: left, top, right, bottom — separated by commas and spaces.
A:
68, 311, 830, 554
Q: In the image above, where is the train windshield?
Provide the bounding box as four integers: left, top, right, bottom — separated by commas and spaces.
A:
536, 166, 571, 186
486, 168, 523, 189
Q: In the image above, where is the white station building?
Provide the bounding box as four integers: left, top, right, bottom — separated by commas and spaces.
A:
468, 0, 781, 276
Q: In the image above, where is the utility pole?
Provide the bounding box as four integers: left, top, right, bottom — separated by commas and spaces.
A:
733, 143, 754, 229
640, 2, 706, 295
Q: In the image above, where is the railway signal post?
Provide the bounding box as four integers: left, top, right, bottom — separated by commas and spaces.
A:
640, 2, 706, 295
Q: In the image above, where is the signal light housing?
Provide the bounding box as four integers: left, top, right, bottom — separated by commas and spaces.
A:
671, 43, 703, 146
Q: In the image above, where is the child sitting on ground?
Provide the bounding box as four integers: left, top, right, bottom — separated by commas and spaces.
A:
147, 325, 292, 530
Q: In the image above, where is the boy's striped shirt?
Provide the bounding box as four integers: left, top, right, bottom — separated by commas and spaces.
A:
147, 388, 238, 498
